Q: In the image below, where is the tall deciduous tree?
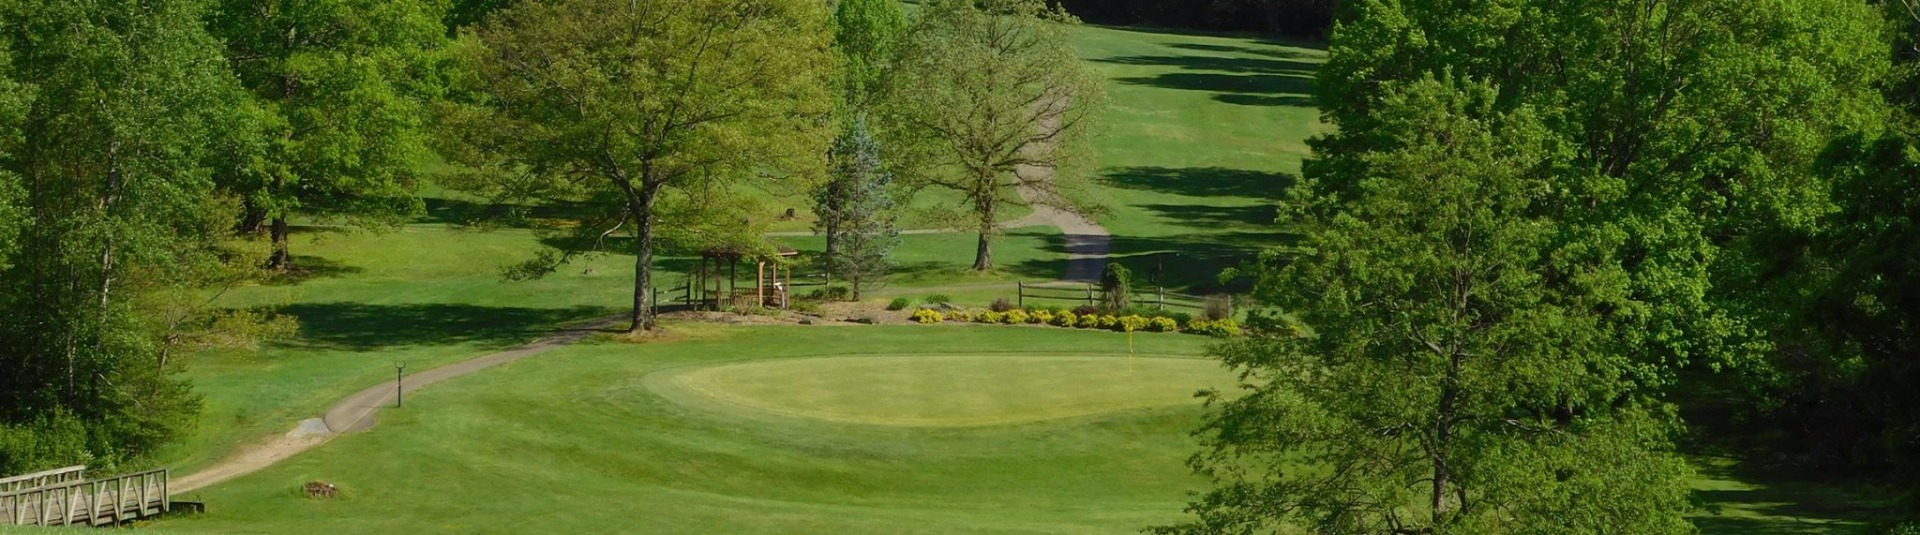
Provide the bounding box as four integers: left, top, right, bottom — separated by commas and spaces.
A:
211, 0, 447, 270
815, 118, 899, 300
833, 0, 905, 108
1310, 0, 1888, 395
879, 0, 1102, 271
445, 0, 835, 332
1161, 77, 1695, 535
0, 0, 259, 472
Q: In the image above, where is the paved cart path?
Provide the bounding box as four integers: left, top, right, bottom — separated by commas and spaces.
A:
169, 318, 620, 494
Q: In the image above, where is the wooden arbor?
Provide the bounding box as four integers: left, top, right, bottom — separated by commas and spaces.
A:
689, 244, 799, 311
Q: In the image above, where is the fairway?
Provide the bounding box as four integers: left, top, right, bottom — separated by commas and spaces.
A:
656, 355, 1232, 427
150, 327, 1227, 535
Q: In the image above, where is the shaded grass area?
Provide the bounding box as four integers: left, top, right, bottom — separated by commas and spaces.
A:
1071, 26, 1323, 294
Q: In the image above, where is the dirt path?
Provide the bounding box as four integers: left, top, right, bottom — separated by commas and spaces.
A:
169, 318, 620, 495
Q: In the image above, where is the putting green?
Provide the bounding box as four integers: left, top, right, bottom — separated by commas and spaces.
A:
650, 355, 1234, 427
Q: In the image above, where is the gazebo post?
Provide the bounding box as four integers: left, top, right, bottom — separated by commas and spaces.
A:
756, 260, 766, 308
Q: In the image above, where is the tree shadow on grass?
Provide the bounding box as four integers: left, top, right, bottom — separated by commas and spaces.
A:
261, 255, 366, 286
1104, 166, 1296, 200
1690, 460, 1893, 535
1115, 72, 1314, 104
1004, 229, 1295, 293
1140, 203, 1279, 229
277, 303, 616, 351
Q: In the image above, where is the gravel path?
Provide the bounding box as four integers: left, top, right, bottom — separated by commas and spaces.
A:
169, 318, 620, 494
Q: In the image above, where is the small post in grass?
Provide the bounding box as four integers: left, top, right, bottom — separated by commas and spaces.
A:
394, 362, 407, 408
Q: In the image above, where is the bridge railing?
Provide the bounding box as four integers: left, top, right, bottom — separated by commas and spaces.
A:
0, 465, 85, 495
0, 467, 168, 527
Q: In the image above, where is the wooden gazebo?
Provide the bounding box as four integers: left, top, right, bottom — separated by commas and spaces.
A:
688, 243, 800, 310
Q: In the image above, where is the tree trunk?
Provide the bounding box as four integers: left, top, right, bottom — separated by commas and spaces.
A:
628, 186, 659, 333
237, 199, 268, 235
267, 215, 291, 270
972, 195, 995, 271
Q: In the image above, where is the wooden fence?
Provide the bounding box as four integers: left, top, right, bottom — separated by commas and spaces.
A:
0, 467, 169, 527
1016, 281, 1227, 312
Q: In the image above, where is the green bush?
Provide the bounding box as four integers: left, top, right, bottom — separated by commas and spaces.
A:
1096, 315, 1119, 329
911, 308, 944, 324
1167, 311, 1193, 325
886, 297, 912, 311
1029, 309, 1054, 325
1148, 316, 1179, 332
790, 302, 821, 314
806, 286, 852, 301
945, 309, 973, 322
1076, 313, 1099, 328
1053, 311, 1078, 327
1003, 309, 1030, 324
1194, 318, 1241, 337
923, 294, 952, 305
1118, 315, 1150, 332
976, 311, 1004, 324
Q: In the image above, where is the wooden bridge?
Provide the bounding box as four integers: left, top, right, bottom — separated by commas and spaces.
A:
0, 465, 170, 527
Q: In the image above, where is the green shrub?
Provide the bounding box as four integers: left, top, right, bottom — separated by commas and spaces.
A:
1029, 309, 1054, 325
1003, 309, 1030, 324
1096, 315, 1119, 329
923, 294, 952, 305
1148, 316, 1179, 332
976, 311, 1004, 324
945, 309, 973, 322
1197, 318, 1241, 337
886, 297, 912, 311
1187, 318, 1211, 332
911, 308, 944, 324
1118, 315, 1150, 332
1076, 314, 1099, 328
1167, 311, 1193, 325
989, 298, 1017, 312
791, 302, 821, 314
1052, 311, 1078, 327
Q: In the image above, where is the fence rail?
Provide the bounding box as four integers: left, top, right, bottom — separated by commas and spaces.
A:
0, 468, 168, 527
1016, 281, 1228, 312
0, 465, 85, 495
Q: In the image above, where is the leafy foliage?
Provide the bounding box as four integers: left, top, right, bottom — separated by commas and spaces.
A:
1099, 262, 1131, 311
210, 0, 446, 269
1161, 77, 1694, 534
0, 0, 277, 473
443, 0, 836, 331
831, 0, 905, 107
877, 0, 1104, 270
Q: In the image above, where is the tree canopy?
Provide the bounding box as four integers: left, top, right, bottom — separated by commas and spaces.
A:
1161, 77, 1695, 535
879, 0, 1103, 271
443, 0, 836, 332
210, 0, 447, 269
0, 0, 260, 473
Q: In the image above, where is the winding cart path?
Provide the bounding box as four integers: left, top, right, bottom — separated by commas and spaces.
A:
169, 318, 620, 494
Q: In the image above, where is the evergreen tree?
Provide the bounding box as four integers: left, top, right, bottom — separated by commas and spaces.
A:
815, 118, 899, 300
210, 0, 448, 270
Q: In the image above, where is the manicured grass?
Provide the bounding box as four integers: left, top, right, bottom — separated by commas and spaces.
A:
150, 326, 1224, 535
1068, 26, 1325, 293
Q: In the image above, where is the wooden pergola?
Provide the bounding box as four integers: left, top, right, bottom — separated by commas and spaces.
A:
689, 243, 800, 310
